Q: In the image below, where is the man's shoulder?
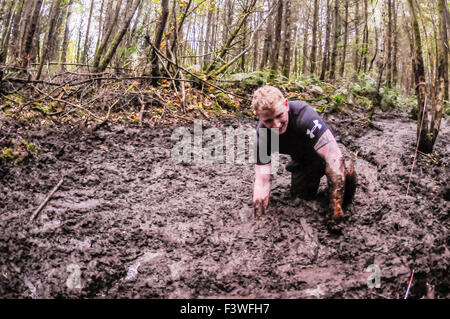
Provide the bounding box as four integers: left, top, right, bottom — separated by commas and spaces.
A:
288, 100, 311, 114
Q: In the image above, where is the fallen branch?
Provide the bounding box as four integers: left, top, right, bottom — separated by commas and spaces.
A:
147, 41, 250, 102
30, 177, 64, 222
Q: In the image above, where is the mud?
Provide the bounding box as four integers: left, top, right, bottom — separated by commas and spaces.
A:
0, 110, 449, 299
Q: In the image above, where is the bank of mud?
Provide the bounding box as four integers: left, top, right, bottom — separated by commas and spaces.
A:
0, 109, 448, 298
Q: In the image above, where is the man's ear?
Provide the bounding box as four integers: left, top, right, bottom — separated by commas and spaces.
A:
285, 99, 288, 107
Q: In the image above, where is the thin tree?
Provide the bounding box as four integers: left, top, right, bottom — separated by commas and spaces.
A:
270, 0, 283, 71
339, 0, 348, 77
36, 0, 63, 80
60, 0, 74, 71
329, 0, 339, 80
281, 0, 292, 77
95, 0, 141, 72
82, 0, 95, 64
320, 0, 331, 80
148, 0, 168, 83
310, 0, 319, 75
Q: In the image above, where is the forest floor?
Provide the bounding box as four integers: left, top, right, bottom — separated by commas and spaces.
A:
0, 99, 449, 298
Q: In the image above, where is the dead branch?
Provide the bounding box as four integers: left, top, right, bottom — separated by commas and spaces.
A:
29, 177, 64, 222
148, 42, 251, 102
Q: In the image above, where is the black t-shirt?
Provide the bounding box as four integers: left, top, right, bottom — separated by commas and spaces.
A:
255, 100, 332, 165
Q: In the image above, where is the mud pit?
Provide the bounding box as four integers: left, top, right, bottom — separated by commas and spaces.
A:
0, 110, 449, 299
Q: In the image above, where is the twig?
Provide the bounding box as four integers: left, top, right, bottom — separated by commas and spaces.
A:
147, 42, 250, 102
30, 177, 64, 222
138, 96, 145, 127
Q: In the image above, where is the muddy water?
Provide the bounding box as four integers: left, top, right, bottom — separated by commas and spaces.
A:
0, 111, 448, 298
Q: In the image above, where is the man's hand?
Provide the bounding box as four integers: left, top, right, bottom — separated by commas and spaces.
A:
253, 198, 269, 218
253, 164, 272, 219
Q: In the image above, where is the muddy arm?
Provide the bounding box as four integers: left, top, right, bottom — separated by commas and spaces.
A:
314, 129, 346, 219
253, 164, 272, 218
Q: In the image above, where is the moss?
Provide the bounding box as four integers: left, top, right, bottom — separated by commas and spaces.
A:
22, 140, 35, 154
216, 92, 236, 110
0, 147, 18, 160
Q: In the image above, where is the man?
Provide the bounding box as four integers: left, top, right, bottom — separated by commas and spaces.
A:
252, 85, 356, 220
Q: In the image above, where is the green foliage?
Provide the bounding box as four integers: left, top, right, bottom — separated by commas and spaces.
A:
0, 147, 18, 160
380, 88, 400, 111
216, 92, 236, 110
445, 100, 450, 117
350, 73, 377, 96
333, 93, 346, 108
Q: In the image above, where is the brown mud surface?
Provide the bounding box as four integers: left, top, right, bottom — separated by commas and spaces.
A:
0, 110, 449, 298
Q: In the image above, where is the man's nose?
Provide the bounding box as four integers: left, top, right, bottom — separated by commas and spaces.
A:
273, 120, 282, 128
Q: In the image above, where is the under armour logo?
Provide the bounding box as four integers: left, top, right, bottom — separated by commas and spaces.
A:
306, 120, 322, 139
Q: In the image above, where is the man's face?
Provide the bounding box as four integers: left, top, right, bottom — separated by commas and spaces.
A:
257, 98, 289, 135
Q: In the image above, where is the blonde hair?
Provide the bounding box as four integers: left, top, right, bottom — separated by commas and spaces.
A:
251, 85, 284, 115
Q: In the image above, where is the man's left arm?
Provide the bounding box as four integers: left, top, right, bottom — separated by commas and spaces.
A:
314, 129, 346, 219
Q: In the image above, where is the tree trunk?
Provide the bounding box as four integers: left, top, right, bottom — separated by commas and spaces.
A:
260, 0, 274, 69
19, 0, 44, 69
429, 0, 447, 150
359, 0, 369, 73
392, 0, 398, 87
82, 0, 95, 64
204, 0, 214, 67
340, 0, 348, 77
60, 0, 73, 71
310, 0, 319, 75
0, 0, 14, 64
96, 0, 105, 51
301, 16, 308, 75
270, 0, 283, 71
320, 0, 331, 80
36, 0, 63, 79
386, 0, 392, 88
438, 0, 448, 102
93, 0, 123, 70
281, 0, 292, 77
96, 0, 141, 73
205, 0, 257, 76
329, 0, 339, 80
147, 0, 168, 82
353, 0, 359, 73
407, 0, 428, 152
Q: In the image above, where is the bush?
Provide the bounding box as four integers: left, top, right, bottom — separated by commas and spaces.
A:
380, 88, 400, 111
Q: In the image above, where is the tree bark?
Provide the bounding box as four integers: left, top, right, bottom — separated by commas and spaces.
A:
270, 0, 283, 71
310, 0, 319, 75
93, 0, 123, 70
301, 15, 308, 75
96, 0, 141, 73
392, 0, 398, 87
0, 0, 14, 64
340, 0, 348, 77
60, 0, 73, 71
320, 0, 331, 80
353, 0, 359, 72
148, 0, 168, 82
82, 0, 95, 64
407, 0, 428, 151
329, 0, 339, 80
36, 0, 63, 79
282, 0, 292, 77
19, 0, 44, 69
260, 0, 274, 69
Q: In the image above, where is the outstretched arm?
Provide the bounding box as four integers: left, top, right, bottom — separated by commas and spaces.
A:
253, 164, 272, 218
314, 129, 346, 219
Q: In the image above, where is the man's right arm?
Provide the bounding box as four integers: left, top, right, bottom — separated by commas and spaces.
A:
253, 164, 272, 218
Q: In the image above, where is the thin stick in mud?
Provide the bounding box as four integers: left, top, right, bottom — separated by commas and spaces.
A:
29, 177, 64, 222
